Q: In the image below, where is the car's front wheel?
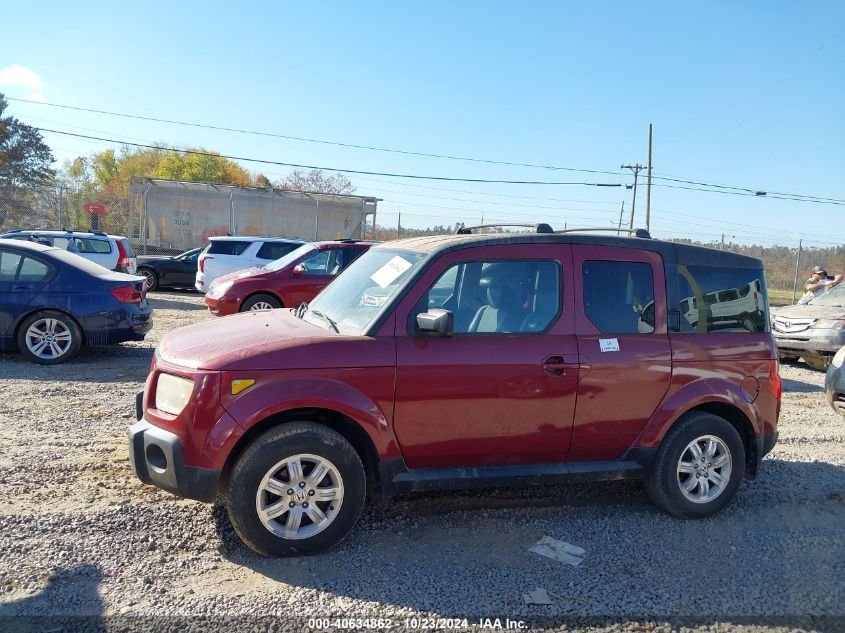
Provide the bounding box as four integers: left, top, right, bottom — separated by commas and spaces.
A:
645, 411, 744, 518
16, 310, 83, 364
225, 423, 366, 556
240, 294, 282, 312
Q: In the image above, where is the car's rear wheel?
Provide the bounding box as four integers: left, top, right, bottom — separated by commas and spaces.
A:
138, 267, 158, 291
225, 423, 365, 557
240, 294, 282, 312
645, 411, 744, 518
803, 355, 831, 372
17, 310, 82, 365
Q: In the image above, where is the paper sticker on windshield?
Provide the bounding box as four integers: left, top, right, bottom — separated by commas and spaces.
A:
361, 293, 386, 307
369, 256, 413, 289
599, 338, 620, 352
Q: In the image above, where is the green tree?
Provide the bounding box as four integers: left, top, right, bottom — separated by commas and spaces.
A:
0, 92, 55, 228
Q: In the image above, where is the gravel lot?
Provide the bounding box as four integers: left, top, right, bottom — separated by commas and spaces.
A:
1, 290, 843, 632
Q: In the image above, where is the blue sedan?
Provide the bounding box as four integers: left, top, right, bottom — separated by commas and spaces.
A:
0, 238, 152, 364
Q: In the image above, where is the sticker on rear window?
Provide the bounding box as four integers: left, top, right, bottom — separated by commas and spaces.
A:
369, 256, 412, 289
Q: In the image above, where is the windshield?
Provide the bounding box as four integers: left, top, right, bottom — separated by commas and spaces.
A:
265, 243, 317, 272
808, 283, 845, 307
302, 248, 426, 335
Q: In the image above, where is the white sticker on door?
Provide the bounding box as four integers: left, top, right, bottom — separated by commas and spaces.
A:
369, 255, 413, 289
599, 338, 620, 352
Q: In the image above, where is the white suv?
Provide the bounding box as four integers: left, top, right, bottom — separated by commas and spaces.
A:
0, 230, 137, 273
195, 236, 307, 293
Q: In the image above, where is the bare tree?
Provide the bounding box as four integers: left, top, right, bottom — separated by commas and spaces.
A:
280, 169, 355, 195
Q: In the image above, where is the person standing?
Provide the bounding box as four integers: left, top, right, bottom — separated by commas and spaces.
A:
797, 266, 843, 304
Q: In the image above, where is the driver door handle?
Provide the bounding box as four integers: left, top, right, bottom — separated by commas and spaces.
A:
542, 355, 576, 376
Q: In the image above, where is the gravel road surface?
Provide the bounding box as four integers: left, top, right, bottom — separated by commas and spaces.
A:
1, 290, 843, 632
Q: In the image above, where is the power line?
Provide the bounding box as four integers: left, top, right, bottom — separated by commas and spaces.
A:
15, 96, 845, 205
36, 128, 627, 187
11, 96, 622, 176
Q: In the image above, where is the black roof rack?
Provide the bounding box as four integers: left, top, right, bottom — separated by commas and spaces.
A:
455, 223, 651, 239
553, 227, 652, 239
455, 223, 554, 235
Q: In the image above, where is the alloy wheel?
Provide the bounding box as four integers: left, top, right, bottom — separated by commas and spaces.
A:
24, 318, 73, 360
676, 435, 733, 503
250, 301, 275, 311
255, 453, 344, 540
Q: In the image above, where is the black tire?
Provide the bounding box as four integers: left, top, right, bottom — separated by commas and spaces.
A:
138, 267, 158, 292
645, 411, 745, 518
240, 293, 282, 312
16, 310, 83, 365
225, 423, 366, 557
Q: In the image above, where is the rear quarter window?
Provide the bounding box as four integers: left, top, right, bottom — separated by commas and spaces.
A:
120, 239, 135, 257
74, 238, 112, 254
677, 265, 768, 333
207, 240, 251, 256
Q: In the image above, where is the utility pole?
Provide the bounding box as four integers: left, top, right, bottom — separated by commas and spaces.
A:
397, 211, 401, 240
645, 123, 653, 233
720, 233, 725, 250
617, 201, 625, 235
792, 240, 803, 304
621, 163, 646, 230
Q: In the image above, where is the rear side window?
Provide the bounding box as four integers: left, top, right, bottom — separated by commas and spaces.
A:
0, 250, 23, 280
0, 250, 51, 282
583, 260, 655, 334
677, 265, 768, 333
208, 240, 251, 256
75, 238, 112, 254
257, 241, 299, 260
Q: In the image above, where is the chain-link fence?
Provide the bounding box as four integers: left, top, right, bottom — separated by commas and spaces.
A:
3, 181, 843, 306
0, 179, 379, 255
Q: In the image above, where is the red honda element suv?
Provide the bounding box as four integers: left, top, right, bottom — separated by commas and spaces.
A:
129, 225, 780, 556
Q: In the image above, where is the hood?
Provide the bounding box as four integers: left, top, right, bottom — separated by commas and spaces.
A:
770, 304, 845, 320
157, 309, 368, 371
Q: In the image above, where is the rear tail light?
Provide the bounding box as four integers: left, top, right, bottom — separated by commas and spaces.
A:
199, 255, 213, 273
116, 240, 131, 272
112, 286, 143, 303
768, 358, 782, 400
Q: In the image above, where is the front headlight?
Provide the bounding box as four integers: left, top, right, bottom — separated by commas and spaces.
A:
814, 319, 845, 330
155, 373, 194, 415
209, 280, 234, 297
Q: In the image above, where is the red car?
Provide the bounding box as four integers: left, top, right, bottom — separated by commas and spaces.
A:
130, 227, 780, 557
204, 240, 375, 315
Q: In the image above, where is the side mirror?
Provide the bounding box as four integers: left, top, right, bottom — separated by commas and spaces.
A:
292, 264, 306, 276
416, 309, 454, 338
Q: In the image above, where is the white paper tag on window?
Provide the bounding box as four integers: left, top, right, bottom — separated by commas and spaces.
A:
369, 256, 412, 289
599, 338, 620, 352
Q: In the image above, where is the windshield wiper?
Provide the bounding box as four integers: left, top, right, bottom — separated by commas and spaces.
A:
309, 308, 340, 333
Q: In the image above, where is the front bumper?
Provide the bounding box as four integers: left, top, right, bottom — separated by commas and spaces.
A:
204, 295, 239, 316
773, 329, 845, 356
128, 402, 221, 503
